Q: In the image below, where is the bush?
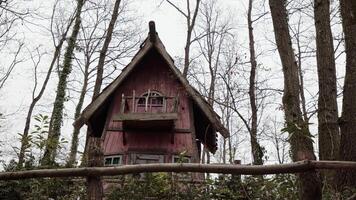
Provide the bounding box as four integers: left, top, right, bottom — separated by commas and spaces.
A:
107, 173, 299, 200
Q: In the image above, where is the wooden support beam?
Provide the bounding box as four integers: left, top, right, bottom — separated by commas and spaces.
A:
120, 94, 125, 113
145, 89, 150, 112
1, 160, 356, 180
132, 90, 135, 113
114, 112, 178, 121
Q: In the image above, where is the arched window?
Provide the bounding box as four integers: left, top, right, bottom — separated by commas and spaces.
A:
137, 91, 164, 106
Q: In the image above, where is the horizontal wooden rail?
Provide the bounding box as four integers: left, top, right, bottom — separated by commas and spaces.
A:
1, 160, 356, 180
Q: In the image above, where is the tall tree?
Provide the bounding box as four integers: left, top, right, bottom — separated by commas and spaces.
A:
92, 0, 121, 99
84, 0, 122, 199
269, 0, 322, 199
314, 0, 340, 187
197, 0, 228, 166
337, 0, 356, 189
18, 1, 75, 168
67, 1, 140, 167
41, 0, 85, 166
0, 0, 30, 91
247, 0, 264, 165
165, 0, 201, 77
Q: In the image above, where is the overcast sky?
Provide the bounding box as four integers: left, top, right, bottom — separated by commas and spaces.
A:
0, 0, 346, 166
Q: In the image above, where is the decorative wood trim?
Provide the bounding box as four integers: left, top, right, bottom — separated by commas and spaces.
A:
126, 149, 168, 155
188, 99, 200, 163
106, 127, 191, 134
132, 90, 135, 112
113, 112, 178, 121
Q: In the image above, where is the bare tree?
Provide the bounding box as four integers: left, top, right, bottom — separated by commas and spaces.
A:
67, 0, 141, 167
337, 0, 356, 190
215, 40, 241, 165
74, 0, 123, 198
195, 0, 232, 166
41, 0, 86, 166
269, 0, 322, 199
314, 0, 340, 188
92, 0, 121, 99
0, 0, 30, 90
164, 0, 201, 77
0, 42, 23, 90
17, 1, 76, 168
247, 0, 264, 165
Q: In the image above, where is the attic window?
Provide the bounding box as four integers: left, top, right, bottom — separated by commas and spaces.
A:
137, 91, 164, 107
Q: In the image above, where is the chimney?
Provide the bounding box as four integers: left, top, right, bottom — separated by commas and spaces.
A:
149, 21, 157, 43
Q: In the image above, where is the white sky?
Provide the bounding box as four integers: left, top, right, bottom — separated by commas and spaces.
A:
0, 0, 346, 166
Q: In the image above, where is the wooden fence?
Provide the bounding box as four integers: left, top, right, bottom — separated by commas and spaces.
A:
1, 160, 356, 180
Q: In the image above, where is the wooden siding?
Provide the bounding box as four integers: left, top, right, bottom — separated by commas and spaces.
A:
102, 49, 196, 161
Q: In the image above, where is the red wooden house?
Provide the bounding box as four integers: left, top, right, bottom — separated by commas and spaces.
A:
75, 22, 229, 166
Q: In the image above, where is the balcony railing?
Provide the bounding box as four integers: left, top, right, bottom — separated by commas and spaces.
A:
113, 90, 179, 130
119, 90, 178, 114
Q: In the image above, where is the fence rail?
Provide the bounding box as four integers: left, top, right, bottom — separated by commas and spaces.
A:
1, 160, 356, 180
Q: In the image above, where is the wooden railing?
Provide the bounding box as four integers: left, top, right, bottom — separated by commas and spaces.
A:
1, 160, 356, 180
120, 90, 179, 114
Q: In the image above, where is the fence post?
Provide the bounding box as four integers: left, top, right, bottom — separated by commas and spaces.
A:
233, 160, 242, 183
87, 136, 104, 200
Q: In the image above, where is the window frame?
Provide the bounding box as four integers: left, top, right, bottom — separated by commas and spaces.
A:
104, 155, 123, 166
130, 153, 165, 164
172, 155, 191, 163
137, 91, 165, 108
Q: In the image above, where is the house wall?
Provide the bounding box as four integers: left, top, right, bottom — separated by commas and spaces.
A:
101, 49, 198, 164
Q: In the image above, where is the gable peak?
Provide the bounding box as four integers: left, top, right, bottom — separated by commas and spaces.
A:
149, 21, 157, 43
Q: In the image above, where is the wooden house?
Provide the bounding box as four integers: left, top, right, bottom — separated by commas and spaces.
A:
75, 21, 229, 166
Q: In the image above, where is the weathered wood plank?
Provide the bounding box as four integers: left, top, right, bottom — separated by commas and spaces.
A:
113, 112, 178, 121
2, 160, 356, 180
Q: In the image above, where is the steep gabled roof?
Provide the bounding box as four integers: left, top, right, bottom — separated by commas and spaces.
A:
74, 22, 229, 139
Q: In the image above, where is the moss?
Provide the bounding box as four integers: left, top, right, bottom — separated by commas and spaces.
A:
41, 0, 85, 166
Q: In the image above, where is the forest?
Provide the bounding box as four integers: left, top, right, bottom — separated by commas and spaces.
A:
0, 0, 355, 199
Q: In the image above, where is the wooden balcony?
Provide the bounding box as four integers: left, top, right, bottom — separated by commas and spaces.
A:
113, 90, 179, 130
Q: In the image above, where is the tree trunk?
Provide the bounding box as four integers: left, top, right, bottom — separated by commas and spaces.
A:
18, 16, 74, 168
269, 0, 322, 199
85, 0, 121, 198
182, 0, 200, 78
41, 0, 85, 166
314, 0, 340, 187
337, 0, 356, 189
67, 60, 89, 167
248, 0, 264, 166
295, 25, 309, 124
86, 134, 104, 200
92, 0, 121, 99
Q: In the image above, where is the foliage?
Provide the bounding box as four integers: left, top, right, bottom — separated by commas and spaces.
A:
0, 160, 86, 200
0, 170, 354, 199
0, 114, 78, 199
15, 114, 50, 166
14, 114, 67, 167
107, 173, 300, 200
282, 121, 314, 143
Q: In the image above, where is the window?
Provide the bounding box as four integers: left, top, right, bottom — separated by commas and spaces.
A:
104, 155, 123, 166
137, 91, 164, 107
130, 154, 165, 179
131, 154, 164, 164
172, 155, 191, 163
172, 155, 192, 180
